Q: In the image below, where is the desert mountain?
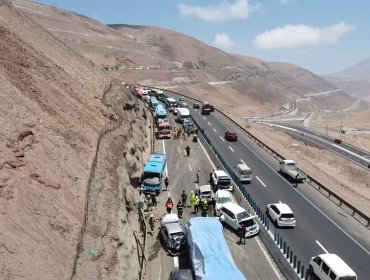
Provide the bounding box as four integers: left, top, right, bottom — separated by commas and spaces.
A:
12, 0, 368, 121
1, 0, 149, 279
322, 58, 370, 102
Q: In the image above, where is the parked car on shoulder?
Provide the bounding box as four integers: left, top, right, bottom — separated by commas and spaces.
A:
219, 202, 259, 237
160, 214, 187, 256
267, 203, 295, 228
214, 190, 237, 216
225, 131, 237, 141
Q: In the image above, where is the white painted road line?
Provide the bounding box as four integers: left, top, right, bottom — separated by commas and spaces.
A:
213, 128, 217, 133
199, 138, 216, 169
315, 240, 329, 254
229, 146, 234, 152
173, 256, 179, 268
188, 163, 192, 171
203, 117, 206, 120
220, 136, 225, 141
240, 159, 246, 165
162, 140, 168, 177
208, 122, 211, 126
256, 176, 267, 188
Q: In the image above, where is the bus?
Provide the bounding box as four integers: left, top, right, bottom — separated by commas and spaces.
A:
150, 96, 159, 110
155, 104, 167, 119
141, 153, 167, 194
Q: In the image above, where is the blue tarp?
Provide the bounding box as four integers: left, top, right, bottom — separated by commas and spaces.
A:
185, 217, 246, 280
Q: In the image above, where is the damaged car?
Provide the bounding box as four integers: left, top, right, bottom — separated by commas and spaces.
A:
160, 214, 187, 256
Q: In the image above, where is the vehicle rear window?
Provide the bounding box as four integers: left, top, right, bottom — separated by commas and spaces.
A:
241, 170, 251, 175
281, 213, 294, 219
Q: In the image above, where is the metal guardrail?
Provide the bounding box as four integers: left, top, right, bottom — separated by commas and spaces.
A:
153, 87, 370, 227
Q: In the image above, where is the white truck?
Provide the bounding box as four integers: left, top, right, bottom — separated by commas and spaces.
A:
279, 159, 307, 182
176, 107, 190, 124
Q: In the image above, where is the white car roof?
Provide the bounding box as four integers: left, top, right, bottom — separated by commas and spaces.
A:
236, 163, 250, 171
214, 170, 229, 177
221, 202, 248, 215
216, 189, 232, 198
272, 203, 293, 214
198, 184, 212, 192
318, 254, 356, 276
161, 213, 179, 225
281, 159, 295, 164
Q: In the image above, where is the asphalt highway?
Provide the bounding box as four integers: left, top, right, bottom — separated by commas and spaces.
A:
147, 107, 282, 280
161, 91, 370, 279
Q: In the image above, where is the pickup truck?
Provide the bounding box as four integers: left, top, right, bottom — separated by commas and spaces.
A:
279, 160, 307, 182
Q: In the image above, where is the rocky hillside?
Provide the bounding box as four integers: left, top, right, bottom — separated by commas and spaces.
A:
0, 1, 148, 279
12, 0, 366, 118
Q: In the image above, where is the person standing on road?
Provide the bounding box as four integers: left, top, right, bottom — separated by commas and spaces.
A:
166, 197, 174, 214
201, 199, 208, 217
185, 145, 190, 156
181, 190, 188, 207
196, 169, 200, 183
151, 193, 157, 206
209, 169, 213, 183
210, 196, 216, 216
189, 190, 195, 208
177, 199, 184, 218
219, 214, 225, 228
194, 196, 200, 214
239, 224, 246, 244
146, 194, 153, 211
164, 176, 169, 191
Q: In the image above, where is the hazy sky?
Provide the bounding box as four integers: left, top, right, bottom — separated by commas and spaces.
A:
36, 0, 369, 74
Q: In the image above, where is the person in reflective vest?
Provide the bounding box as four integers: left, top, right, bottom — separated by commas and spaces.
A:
189, 190, 195, 208
177, 200, 184, 218
201, 199, 208, 217
194, 196, 200, 214
166, 197, 173, 214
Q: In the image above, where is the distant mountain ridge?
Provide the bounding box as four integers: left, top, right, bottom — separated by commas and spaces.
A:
12, 0, 368, 115
328, 58, 370, 78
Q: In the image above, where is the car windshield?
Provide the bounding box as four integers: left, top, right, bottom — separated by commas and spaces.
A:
218, 179, 231, 186
241, 170, 251, 175
142, 172, 160, 180
201, 191, 211, 198
236, 211, 250, 221
217, 197, 231, 204
281, 213, 294, 219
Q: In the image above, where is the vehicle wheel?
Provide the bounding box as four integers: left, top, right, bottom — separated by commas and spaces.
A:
274, 219, 279, 227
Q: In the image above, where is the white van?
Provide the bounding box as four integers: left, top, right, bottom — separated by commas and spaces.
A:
219, 202, 259, 237
234, 163, 252, 183
308, 254, 357, 280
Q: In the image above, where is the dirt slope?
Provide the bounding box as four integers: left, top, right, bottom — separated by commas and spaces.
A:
0, 0, 113, 278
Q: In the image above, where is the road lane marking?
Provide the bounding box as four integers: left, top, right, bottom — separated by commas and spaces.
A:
174, 256, 179, 268
229, 146, 234, 152
315, 240, 329, 254
188, 164, 192, 171
220, 136, 225, 141
199, 139, 216, 169
213, 128, 217, 133
240, 159, 246, 165
208, 122, 211, 126
203, 117, 206, 120
235, 136, 370, 255
256, 176, 267, 188
162, 140, 168, 177
279, 201, 282, 203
